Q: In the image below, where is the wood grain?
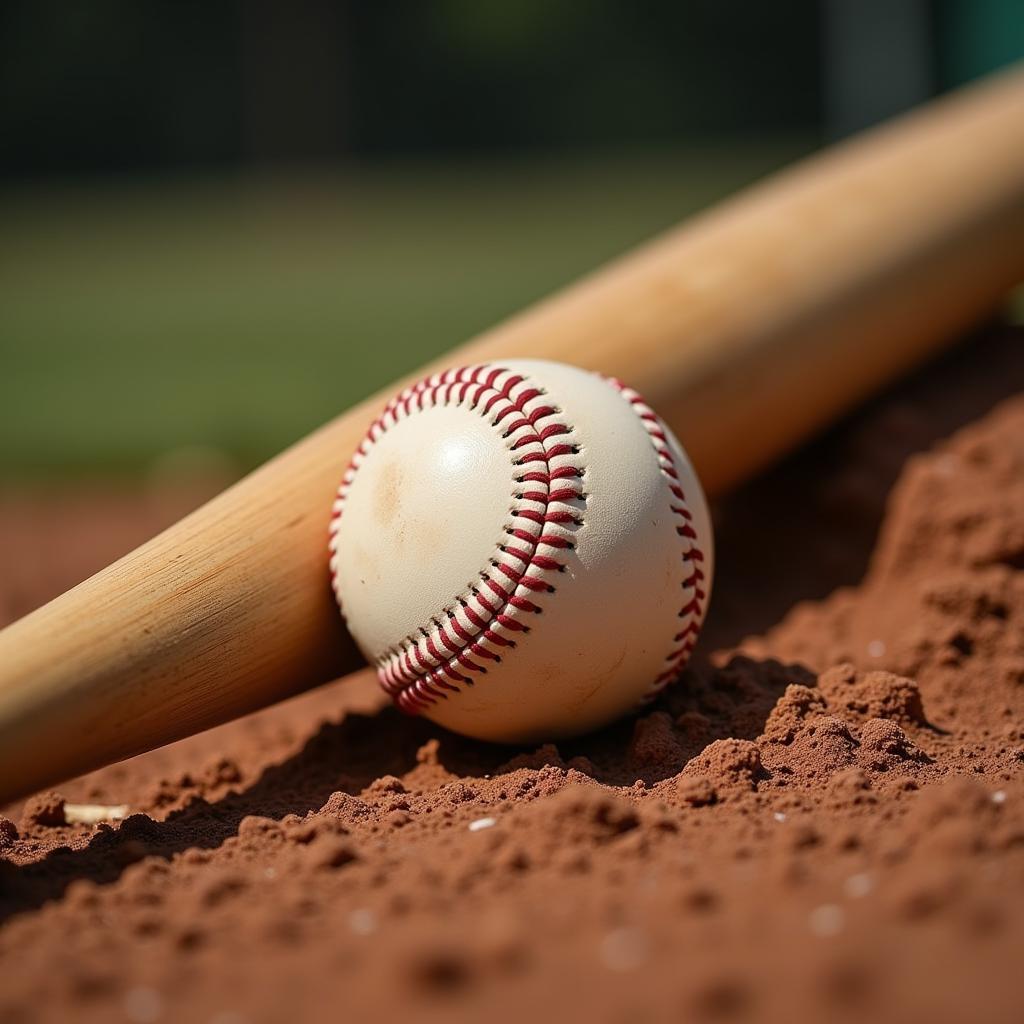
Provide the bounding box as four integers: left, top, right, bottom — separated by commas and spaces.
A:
2, 66, 1024, 803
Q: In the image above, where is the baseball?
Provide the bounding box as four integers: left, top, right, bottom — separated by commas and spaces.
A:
328, 359, 713, 743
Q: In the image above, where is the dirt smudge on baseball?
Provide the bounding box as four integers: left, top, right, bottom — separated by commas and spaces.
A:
372, 459, 403, 530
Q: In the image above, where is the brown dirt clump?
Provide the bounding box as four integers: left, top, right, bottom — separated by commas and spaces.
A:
1, 327, 1023, 1023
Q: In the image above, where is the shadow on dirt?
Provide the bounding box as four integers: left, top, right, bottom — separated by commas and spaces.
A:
0, 652, 810, 925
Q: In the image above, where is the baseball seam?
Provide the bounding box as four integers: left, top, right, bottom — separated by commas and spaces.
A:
329, 365, 586, 714
606, 378, 708, 697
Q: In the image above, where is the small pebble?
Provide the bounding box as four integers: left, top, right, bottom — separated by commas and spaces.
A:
599, 927, 649, 971
992, 790, 1007, 805
123, 986, 162, 1023
64, 803, 130, 825
773, 812, 787, 823
348, 908, 378, 936
468, 817, 496, 832
867, 640, 886, 659
808, 904, 845, 937
263, 867, 277, 880
843, 873, 873, 899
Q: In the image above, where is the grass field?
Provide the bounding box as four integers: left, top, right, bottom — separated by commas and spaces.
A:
0, 145, 812, 478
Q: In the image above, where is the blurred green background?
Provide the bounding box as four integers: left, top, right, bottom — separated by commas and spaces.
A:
2, 0, 1022, 479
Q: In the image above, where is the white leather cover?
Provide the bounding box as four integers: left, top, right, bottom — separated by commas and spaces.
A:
329, 359, 713, 743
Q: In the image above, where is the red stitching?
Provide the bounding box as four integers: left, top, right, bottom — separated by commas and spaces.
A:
604, 377, 707, 697
328, 365, 585, 714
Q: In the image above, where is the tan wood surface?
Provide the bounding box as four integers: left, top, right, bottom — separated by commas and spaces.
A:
2, 66, 1024, 804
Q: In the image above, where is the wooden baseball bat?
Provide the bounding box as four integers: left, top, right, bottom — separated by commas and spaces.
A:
2, 66, 1024, 804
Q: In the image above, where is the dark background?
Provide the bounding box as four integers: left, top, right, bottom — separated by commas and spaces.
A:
1, 0, 1021, 479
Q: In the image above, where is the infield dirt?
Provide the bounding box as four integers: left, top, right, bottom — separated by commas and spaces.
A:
1, 326, 1023, 1024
